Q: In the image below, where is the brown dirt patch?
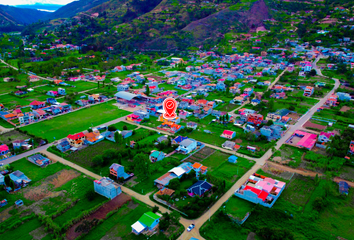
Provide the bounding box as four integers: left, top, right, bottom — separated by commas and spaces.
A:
288, 112, 301, 124
23, 169, 80, 201
66, 193, 131, 240
235, 139, 243, 144
303, 120, 327, 130
340, 106, 351, 112
197, 147, 216, 156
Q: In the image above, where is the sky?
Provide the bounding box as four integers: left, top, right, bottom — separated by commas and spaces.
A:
0, 0, 76, 5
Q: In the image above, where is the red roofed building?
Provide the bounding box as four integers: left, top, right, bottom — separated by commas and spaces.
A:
30, 101, 45, 109
0, 144, 9, 156
67, 132, 85, 148
247, 113, 264, 126
220, 130, 236, 139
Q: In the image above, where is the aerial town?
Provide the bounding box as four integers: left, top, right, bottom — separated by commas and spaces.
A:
0, 0, 354, 239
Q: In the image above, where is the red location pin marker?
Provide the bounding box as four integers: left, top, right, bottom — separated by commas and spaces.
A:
163, 98, 178, 119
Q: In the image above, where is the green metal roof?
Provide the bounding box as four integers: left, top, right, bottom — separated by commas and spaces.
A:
139, 212, 160, 226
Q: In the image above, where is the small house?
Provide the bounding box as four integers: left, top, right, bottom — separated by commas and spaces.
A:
222, 140, 236, 151
228, 155, 238, 163
9, 170, 31, 188
176, 138, 197, 154
67, 132, 85, 148
110, 163, 131, 180
131, 212, 161, 235
339, 181, 349, 195
30, 101, 45, 110
0, 144, 9, 156
56, 139, 71, 152
149, 151, 165, 163
220, 130, 236, 139
187, 122, 198, 130
94, 177, 122, 199
187, 180, 212, 197
27, 154, 50, 167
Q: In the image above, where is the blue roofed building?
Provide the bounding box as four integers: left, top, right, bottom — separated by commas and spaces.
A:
56, 139, 71, 152
337, 92, 351, 101
27, 154, 50, 167
172, 136, 188, 145
228, 155, 238, 163
110, 163, 131, 180
260, 125, 285, 141
187, 180, 212, 197
94, 177, 122, 199
9, 170, 31, 188
339, 181, 349, 195
149, 151, 165, 163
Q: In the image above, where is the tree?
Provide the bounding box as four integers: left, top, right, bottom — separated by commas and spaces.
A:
4, 174, 11, 186
123, 125, 128, 130
9, 180, 15, 190
266, 120, 274, 126
309, 69, 317, 76
152, 206, 159, 213
85, 189, 96, 201
92, 155, 103, 167
268, 99, 275, 112
108, 125, 117, 131
146, 85, 150, 96
169, 178, 180, 190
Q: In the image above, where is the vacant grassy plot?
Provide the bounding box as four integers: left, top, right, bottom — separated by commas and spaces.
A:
67, 140, 125, 174
110, 121, 137, 130
282, 175, 316, 206
21, 101, 130, 141
0, 158, 71, 212
84, 202, 168, 240
0, 118, 14, 128
225, 196, 255, 219
0, 130, 30, 144
211, 160, 254, 188
158, 83, 187, 95
201, 151, 230, 171
53, 176, 107, 226
273, 145, 306, 168
0, 218, 42, 240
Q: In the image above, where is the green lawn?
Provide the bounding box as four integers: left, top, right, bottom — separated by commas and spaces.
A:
225, 196, 255, 219
282, 175, 316, 207
159, 83, 187, 95
53, 176, 108, 226
0, 218, 43, 240
0, 159, 70, 213
201, 151, 230, 171
84, 201, 169, 240
21, 101, 130, 142
110, 121, 137, 130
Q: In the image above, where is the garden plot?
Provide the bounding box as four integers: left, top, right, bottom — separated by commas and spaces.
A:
0, 130, 30, 145
66, 193, 131, 240
282, 175, 316, 206
272, 145, 305, 168
303, 120, 327, 130
22, 169, 80, 201
340, 166, 354, 182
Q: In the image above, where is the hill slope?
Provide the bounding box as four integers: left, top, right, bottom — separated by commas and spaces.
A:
0, 5, 50, 25
45, 0, 111, 20
183, 0, 269, 44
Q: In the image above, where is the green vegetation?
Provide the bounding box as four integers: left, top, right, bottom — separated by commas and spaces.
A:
21, 101, 130, 142
225, 196, 255, 219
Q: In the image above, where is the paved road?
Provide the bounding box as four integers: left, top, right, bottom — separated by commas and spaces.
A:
0, 59, 55, 82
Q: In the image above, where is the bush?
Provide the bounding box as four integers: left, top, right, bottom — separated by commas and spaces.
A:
85, 189, 97, 202
152, 206, 159, 213
108, 125, 117, 131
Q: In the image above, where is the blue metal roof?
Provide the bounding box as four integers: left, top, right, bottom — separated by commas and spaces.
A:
114, 91, 137, 100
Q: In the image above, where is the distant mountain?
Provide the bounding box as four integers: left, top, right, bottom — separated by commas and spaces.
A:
15, 3, 63, 12
0, 5, 50, 25
45, 0, 111, 20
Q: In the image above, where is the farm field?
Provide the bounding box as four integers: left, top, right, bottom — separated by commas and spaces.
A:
201, 169, 354, 240
83, 201, 172, 240
21, 101, 130, 142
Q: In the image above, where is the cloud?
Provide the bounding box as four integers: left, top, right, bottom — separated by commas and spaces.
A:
0, 0, 77, 6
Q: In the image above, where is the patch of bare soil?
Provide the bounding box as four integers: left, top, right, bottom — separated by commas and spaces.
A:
235, 139, 243, 144
303, 120, 327, 130
125, 176, 139, 188
0, 206, 14, 223
29, 226, 48, 240
340, 106, 351, 112
26, 191, 67, 215
66, 193, 131, 240
23, 169, 80, 201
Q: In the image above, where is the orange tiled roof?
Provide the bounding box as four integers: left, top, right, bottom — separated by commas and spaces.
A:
193, 162, 202, 168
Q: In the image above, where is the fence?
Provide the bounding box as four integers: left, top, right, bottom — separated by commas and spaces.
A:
153, 194, 188, 216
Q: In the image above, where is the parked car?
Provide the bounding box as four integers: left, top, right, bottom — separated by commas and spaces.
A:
187, 224, 195, 232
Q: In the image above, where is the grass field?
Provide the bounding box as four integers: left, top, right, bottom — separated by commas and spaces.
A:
282, 175, 316, 206
225, 196, 255, 219
83, 201, 169, 240
21, 101, 130, 142
201, 151, 229, 171
0, 218, 43, 240
53, 176, 107, 226
110, 121, 137, 130
0, 158, 70, 212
